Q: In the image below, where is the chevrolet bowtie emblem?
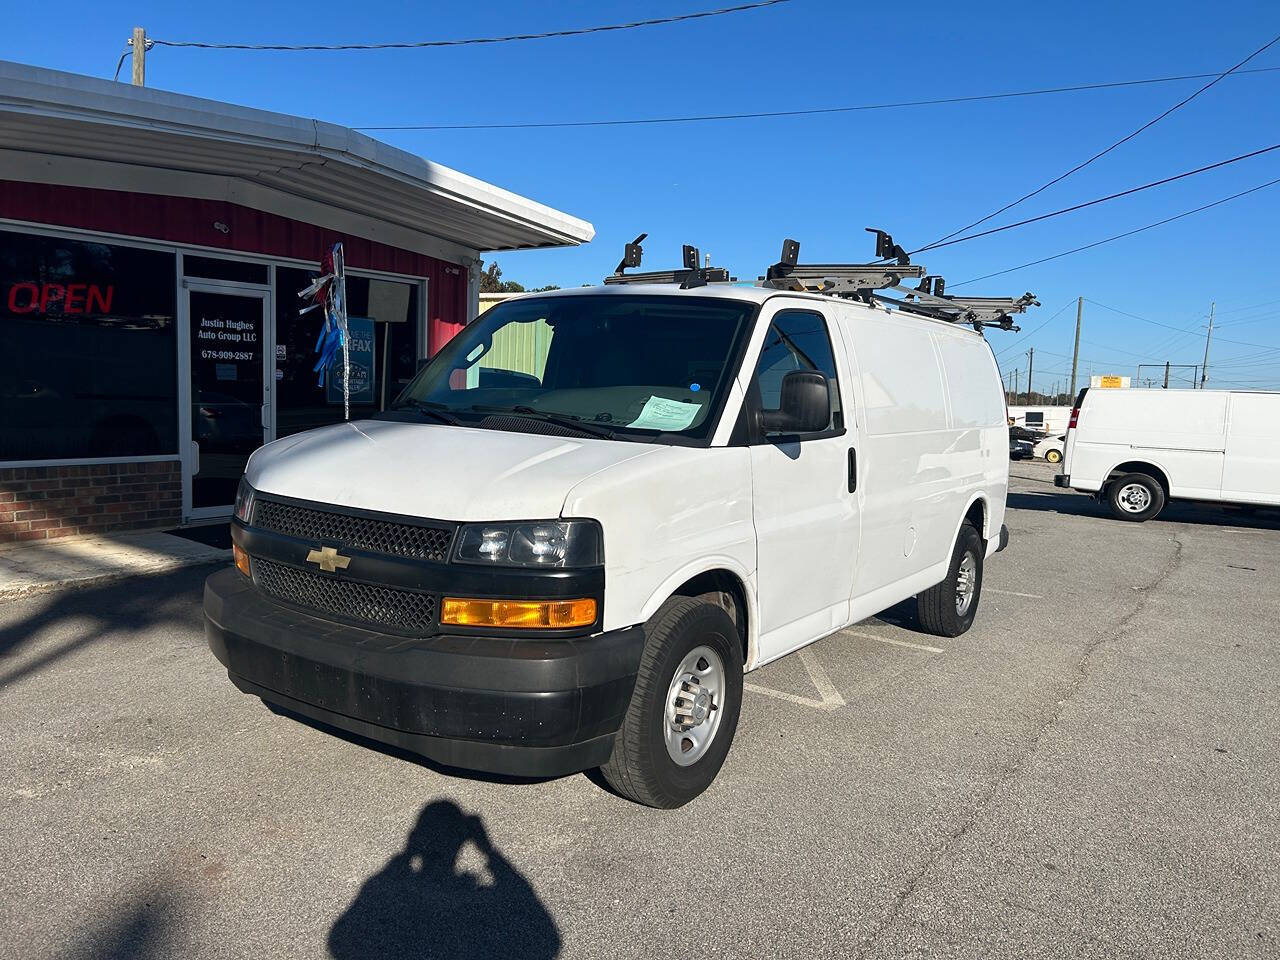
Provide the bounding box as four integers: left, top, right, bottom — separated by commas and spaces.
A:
306, 546, 351, 573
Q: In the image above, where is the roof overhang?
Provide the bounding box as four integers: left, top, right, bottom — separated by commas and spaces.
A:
0, 60, 594, 259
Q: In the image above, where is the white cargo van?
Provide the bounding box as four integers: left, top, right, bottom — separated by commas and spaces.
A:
204, 269, 1019, 807
1057, 387, 1280, 521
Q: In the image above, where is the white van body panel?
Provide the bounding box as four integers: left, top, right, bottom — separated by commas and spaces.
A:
1222, 393, 1280, 505
245, 419, 660, 521
1063, 389, 1280, 505
561, 445, 757, 640
845, 307, 1007, 599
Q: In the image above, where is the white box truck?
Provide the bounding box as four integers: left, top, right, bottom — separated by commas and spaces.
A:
1056, 387, 1280, 521
203, 242, 1026, 807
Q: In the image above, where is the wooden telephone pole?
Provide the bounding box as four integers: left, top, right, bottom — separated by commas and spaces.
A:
1199, 301, 1215, 389
1069, 296, 1083, 400
1025, 348, 1035, 405
131, 27, 148, 86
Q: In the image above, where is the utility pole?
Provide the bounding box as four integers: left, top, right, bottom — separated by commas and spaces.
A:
1164, 361, 1170, 389
1199, 300, 1215, 389
1025, 348, 1034, 405
1069, 296, 1083, 400
1013, 368, 1019, 402
131, 26, 148, 86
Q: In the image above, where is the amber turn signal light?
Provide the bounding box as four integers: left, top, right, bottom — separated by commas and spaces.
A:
233, 543, 251, 578
440, 597, 597, 629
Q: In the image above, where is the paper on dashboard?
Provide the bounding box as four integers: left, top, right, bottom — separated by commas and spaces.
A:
628, 396, 702, 431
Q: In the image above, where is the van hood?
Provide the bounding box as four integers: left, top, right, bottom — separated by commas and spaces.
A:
245, 419, 660, 521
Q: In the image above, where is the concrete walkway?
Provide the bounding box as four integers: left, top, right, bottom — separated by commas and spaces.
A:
0, 530, 229, 602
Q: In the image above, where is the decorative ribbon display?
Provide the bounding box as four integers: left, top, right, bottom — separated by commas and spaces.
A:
298, 242, 352, 419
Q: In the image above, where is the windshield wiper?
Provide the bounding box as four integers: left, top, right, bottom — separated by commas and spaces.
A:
394, 398, 463, 425
472, 404, 618, 441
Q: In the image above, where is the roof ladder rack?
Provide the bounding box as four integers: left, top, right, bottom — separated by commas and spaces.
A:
604, 235, 735, 287
761, 229, 925, 296
759, 230, 1037, 331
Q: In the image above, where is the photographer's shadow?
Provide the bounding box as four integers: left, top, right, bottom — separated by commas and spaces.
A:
329, 800, 561, 960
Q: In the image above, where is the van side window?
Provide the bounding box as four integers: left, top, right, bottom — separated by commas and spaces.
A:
751, 310, 843, 438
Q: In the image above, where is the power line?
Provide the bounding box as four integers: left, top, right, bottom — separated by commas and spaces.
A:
922, 32, 1280, 249
910, 142, 1280, 255
1084, 298, 1280, 349
149, 1, 787, 51
353, 65, 1280, 131
949, 175, 1280, 287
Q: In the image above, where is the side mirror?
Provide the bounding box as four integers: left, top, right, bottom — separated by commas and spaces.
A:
761, 370, 831, 435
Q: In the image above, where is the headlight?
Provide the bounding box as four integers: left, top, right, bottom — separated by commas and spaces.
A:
233, 478, 255, 523
453, 519, 602, 568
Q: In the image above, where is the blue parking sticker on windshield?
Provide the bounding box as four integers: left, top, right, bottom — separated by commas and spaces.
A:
690, 382, 701, 392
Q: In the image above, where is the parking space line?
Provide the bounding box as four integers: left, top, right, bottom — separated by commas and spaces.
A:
988, 588, 1045, 599
744, 648, 846, 712
847, 631, 946, 654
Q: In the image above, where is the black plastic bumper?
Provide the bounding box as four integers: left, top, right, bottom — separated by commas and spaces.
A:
1054, 474, 1071, 488
203, 568, 645, 777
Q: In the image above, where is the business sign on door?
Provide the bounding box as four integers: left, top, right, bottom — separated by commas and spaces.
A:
326, 317, 376, 405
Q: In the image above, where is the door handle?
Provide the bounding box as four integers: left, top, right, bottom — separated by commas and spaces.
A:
847, 447, 857, 493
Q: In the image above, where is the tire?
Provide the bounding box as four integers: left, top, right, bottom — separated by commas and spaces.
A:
1045, 448, 1062, 464
601, 597, 744, 808
916, 521, 984, 638
1107, 472, 1165, 522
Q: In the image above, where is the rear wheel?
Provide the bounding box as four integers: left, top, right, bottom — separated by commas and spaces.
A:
601, 598, 743, 808
1107, 472, 1165, 522
1045, 448, 1062, 464
917, 522, 984, 638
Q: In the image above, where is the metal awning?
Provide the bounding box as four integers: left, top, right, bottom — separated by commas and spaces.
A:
0, 60, 594, 255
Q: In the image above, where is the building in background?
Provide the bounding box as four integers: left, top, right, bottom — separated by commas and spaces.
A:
0, 61, 592, 541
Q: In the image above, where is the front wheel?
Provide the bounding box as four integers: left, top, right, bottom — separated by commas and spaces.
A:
601, 598, 743, 808
1107, 472, 1165, 522
917, 521, 984, 637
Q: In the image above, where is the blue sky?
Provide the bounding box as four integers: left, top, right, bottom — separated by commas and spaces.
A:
8, 0, 1280, 391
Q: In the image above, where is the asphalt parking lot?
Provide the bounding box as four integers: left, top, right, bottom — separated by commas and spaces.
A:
3, 460, 1278, 959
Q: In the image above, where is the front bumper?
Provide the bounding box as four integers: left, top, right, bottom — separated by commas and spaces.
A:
203, 568, 645, 777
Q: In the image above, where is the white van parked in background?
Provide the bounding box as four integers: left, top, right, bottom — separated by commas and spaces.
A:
1057, 388, 1280, 521
205, 284, 1012, 807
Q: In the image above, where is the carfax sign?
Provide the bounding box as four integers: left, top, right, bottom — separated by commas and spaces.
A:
326, 316, 376, 405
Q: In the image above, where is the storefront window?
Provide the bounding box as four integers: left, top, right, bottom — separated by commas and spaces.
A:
0, 230, 177, 461
274, 267, 422, 438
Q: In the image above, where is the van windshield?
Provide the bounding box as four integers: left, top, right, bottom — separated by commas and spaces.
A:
392, 294, 756, 441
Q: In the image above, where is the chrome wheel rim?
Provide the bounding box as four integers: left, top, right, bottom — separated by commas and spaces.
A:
1116, 482, 1151, 513
955, 552, 978, 617
664, 645, 725, 767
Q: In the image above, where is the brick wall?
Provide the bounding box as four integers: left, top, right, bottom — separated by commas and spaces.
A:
0, 461, 182, 544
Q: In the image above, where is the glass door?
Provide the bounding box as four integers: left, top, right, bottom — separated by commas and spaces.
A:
185, 286, 271, 516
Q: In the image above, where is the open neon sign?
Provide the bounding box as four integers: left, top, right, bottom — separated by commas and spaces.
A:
6, 282, 115, 314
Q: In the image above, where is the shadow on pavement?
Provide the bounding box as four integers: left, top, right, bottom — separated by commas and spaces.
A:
328, 799, 561, 960
62, 890, 180, 960
0, 564, 220, 687
1008, 489, 1280, 530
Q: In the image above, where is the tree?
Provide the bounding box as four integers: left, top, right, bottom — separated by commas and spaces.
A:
479, 261, 558, 293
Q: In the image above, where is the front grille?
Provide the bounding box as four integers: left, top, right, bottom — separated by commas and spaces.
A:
253, 558, 438, 636
252, 498, 453, 562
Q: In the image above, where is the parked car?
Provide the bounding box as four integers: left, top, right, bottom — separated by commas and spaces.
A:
1057, 387, 1280, 521
1010, 436, 1034, 460
1034, 433, 1065, 463
204, 285, 1011, 807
